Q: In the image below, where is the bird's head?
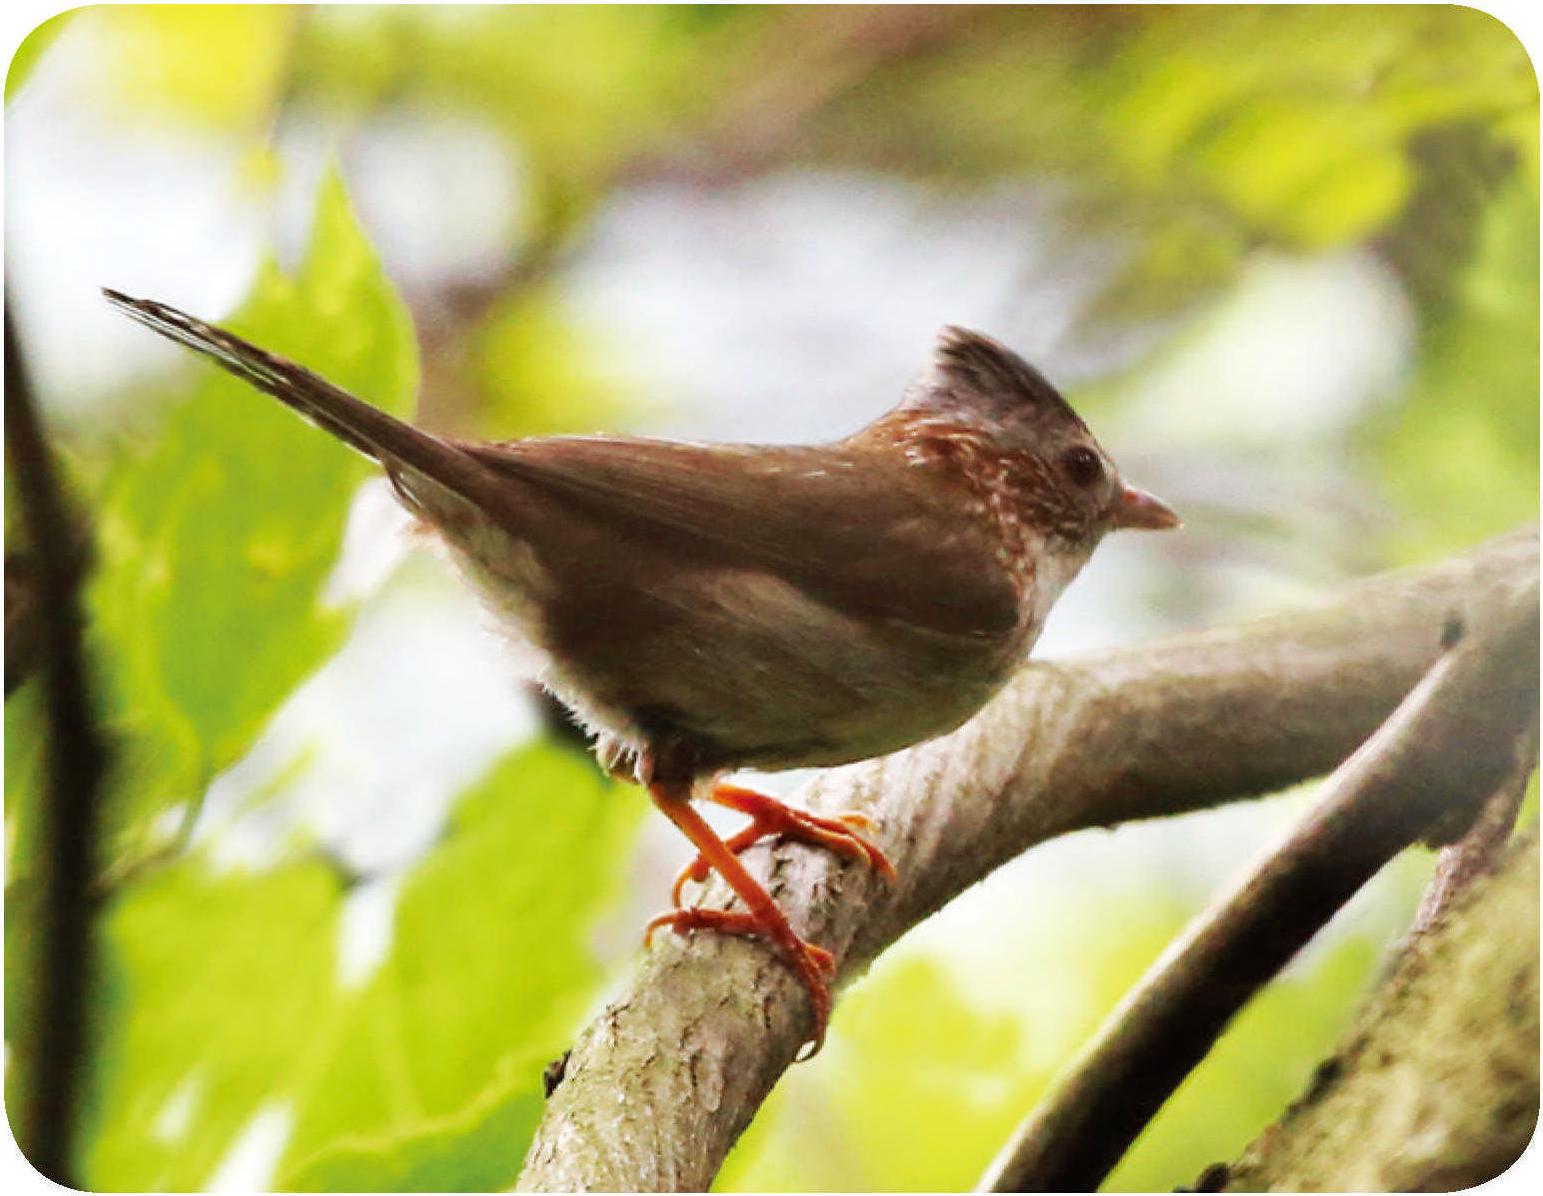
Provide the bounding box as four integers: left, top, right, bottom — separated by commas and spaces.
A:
901, 325, 1180, 548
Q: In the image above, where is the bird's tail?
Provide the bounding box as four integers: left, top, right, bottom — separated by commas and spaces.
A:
102, 288, 492, 508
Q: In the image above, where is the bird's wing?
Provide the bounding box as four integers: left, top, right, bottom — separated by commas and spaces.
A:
463, 435, 1022, 640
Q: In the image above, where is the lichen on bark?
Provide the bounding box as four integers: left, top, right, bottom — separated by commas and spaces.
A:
1222, 830, 1540, 1192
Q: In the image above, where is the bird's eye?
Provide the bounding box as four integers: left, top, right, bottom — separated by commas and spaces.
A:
1061, 446, 1103, 487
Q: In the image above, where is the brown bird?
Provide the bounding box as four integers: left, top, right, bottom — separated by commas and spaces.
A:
104, 289, 1179, 1054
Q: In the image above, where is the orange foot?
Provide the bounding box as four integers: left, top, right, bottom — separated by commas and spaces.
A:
646, 907, 837, 1055
645, 782, 894, 1058
671, 783, 897, 907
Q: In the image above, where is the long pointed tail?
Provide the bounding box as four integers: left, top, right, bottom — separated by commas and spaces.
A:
102, 289, 491, 507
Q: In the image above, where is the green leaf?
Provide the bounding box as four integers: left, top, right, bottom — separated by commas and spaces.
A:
84, 857, 342, 1190
278, 745, 641, 1190
83, 743, 643, 1191
83, 170, 418, 872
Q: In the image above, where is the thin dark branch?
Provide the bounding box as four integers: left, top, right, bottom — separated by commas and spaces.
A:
4, 301, 110, 1184
978, 584, 1540, 1193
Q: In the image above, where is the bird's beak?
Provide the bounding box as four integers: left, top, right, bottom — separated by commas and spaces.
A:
1110, 484, 1181, 531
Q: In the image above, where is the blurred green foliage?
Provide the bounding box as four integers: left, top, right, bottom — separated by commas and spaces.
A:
1375, 175, 1539, 561
469, 286, 636, 437
719, 888, 1379, 1193
81, 171, 417, 875
721, 955, 1047, 1192
6, 4, 1538, 1192
4, 8, 75, 101
7, 157, 650, 1188
1111, 934, 1379, 1190
88, 5, 296, 134
810, 5, 1538, 319
293, 4, 739, 230
84, 744, 639, 1191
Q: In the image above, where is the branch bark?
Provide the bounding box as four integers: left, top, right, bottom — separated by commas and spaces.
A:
1220, 829, 1540, 1191
516, 527, 1538, 1192
977, 584, 1539, 1192
1410, 729, 1537, 937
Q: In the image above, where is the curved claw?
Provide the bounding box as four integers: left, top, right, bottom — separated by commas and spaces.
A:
670, 859, 706, 908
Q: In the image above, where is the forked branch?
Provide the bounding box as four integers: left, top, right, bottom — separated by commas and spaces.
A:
978, 581, 1539, 1191
517, 527, 1538, 1192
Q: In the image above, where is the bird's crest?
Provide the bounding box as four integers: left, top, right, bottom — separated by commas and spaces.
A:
928, 326, 1083, 427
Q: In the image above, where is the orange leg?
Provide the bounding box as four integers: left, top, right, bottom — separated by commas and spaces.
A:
670, 783, 897, 907
644, 782, 843, 1057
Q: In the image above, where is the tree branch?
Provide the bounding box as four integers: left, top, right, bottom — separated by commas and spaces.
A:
977, 582, 1539, 1192
1220, 829, 1539, 1191
516, 527, 1538, 1192
5, 303, 110, 1183
1409, 727, 1537, 938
